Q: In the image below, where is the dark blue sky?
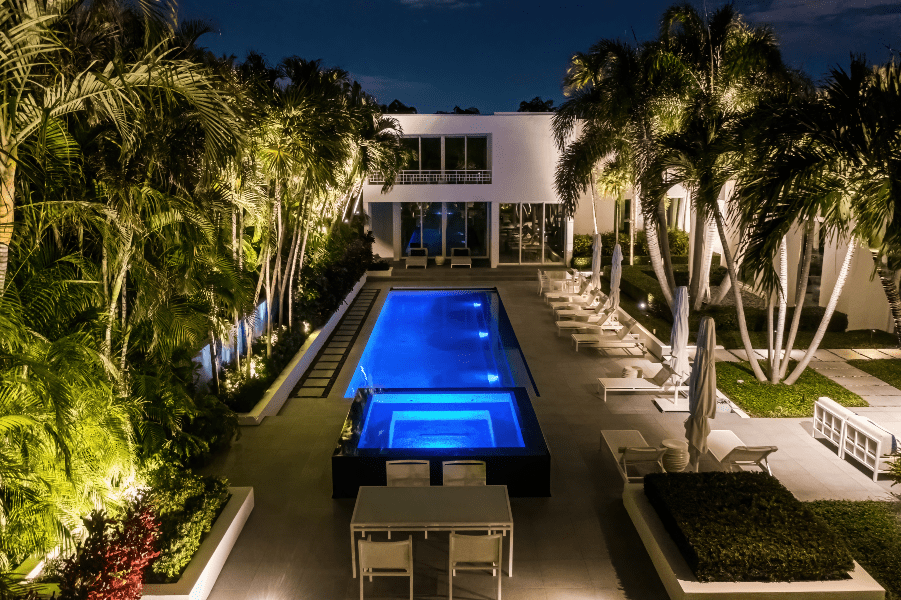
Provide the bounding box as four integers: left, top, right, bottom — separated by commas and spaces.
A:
180, 0, 901, 114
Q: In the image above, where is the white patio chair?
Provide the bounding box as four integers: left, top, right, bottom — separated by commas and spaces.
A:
358, 535, 414, 600
386, 460, 431, 487
405, 247, 427, 268
448, 533, 503, 600
442, 460, 486, 486
572, 319, 640, 352
596, 364, 685, 402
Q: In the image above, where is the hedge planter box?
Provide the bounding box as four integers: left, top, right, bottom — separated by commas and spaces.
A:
238, 274, 367, 425
366, 267, 392, 278
622, 484, 884, 600
143, 487, 254, 600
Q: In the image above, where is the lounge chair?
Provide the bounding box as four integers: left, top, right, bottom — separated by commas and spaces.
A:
450, 247, 472, 268
572, 319, 640, 352
600, 430, 667, 483
706, 430, 778, 475
555, 309, 619, 336
549, 290, 601, 312
544, 278, 590, 304
555, 296, 609, 319
405, 247, 427, 268
596, 364, 685, 402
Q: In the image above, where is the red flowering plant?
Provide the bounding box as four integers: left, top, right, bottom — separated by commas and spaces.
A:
58, 499, 160, 600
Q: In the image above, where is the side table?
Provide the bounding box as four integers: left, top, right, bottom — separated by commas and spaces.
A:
661, 439, 689, 472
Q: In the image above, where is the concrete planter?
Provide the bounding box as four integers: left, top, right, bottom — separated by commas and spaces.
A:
366, 267, 392, 278
622, 484, 884, 600
15, 487, 254, 600
238, 274, 368, 425
143, 487, 254, 600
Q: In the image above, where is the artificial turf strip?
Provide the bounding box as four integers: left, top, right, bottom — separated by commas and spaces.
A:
644, 472, 855, 583
807, 500, 901, 599
846, 359, 901, 390
716, 360, 867, 417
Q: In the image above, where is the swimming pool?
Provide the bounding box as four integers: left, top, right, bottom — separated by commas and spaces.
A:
344, 289, 518, 394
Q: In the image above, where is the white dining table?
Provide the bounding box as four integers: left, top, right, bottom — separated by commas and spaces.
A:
349, 485, 514, 577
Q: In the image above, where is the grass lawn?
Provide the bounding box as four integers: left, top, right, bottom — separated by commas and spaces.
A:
716, 361, 867, 417
719, 329, 899, 350
807, 500, 901, 599
847, 359, 901, 389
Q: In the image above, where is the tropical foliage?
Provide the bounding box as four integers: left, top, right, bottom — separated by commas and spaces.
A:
0, 0, 407, 582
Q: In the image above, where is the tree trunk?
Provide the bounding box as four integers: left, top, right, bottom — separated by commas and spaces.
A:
714, 206, 767, 381
646, 218, 675, 309
264, 249, 273, 357
780, 220, 814, 380
710, 274, 732, 305
290, 225, 310, 330
589, 171, 599, 235
786, 241, 855, 384
693, 219, 715, 311
689, 200, 707, 303
771, 236, 788, 381
279, 224, 301, 329
655, 197, 677, 294
246, 245, 267, 377
0, 159, 15, 296
873, 251, 901, 347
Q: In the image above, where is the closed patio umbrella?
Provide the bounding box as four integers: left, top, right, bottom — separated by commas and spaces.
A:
608, 243, 623, 313
684, 316, 717, 471
668, 286, 690, 404
590, 233, 603, 291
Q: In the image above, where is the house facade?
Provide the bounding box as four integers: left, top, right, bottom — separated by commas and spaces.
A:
365, 113, 895, 335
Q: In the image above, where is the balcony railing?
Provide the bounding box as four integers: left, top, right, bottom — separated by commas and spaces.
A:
369, 169, 492, 185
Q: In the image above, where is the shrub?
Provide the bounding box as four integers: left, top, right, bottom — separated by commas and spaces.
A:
175, 394, 239, 469
146, 464, 229, 582
716, 360, 866, 417
57, 501, 160, 600
637, 228, 687, 256
572, 233, 593, 258
644, 472, 854, 583
807, 501, 901, 599
368, 255, 390, 271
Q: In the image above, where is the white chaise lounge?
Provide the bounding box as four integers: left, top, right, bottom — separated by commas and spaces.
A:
450, 247, 472, 268
706, 430, 778, 475
601, 430, 667, 483
596, 364, 685, 403
572, 319, 641, 352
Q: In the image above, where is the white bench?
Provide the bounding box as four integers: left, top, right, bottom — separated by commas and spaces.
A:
600, 430, 666, 483
843, 415, 898, 481
706, 430, 777, 475
812, 396, 857, 454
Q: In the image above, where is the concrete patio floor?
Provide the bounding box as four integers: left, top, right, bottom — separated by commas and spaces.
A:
204, 279, 898, 600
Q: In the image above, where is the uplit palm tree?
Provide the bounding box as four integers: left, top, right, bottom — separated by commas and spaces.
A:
644, 3, 791, 381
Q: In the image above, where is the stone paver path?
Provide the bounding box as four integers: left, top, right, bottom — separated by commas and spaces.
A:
205, 280, 898, 600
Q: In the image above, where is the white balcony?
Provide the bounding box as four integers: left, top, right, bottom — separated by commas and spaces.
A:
369, 169, 492, 185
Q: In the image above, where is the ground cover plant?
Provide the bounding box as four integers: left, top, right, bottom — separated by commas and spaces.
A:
807, 501, 901, 599
644, 472, 854, 582
716, 361, 866, 417
847, 359, 901, 389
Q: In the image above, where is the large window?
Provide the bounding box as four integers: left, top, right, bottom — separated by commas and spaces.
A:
402, 202, 489, 258
377, 136, 491, 184
499, 203, 565, 264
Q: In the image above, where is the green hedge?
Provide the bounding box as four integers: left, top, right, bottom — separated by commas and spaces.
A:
147, 464, 230, 582
717, 360, 866, 417
807, 501, 901, 599
644, 472, 854, 583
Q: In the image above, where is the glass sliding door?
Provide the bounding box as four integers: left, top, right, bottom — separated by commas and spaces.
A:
544, 204, 565, 263
499, 204, 521, 263
520, 203, 543, 263
401, 202, 423, 255
466, 202, 488, 257
421, 202, 443, 256
446, 202, 466, 255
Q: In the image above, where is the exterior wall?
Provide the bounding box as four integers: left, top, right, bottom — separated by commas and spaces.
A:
823, 237, 892, 331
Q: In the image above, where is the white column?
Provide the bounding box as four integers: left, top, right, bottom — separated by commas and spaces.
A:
393, 202, 402, 260
490, 202, 500, 268
564, 216, 574, 266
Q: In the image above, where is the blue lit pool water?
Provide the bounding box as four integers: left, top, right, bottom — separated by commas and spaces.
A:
345, 290, 516, 395
357, 391, 526, 449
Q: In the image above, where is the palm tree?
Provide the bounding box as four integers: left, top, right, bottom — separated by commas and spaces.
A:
553, 39, 678, 308
645, 3, 791, 381
740, 56, 901, 383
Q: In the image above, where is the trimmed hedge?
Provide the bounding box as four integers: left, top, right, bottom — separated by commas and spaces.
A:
716, 360, 867, 417
807, 501, 901, 599
147, 464, 230, 582
644, 472, 854, 583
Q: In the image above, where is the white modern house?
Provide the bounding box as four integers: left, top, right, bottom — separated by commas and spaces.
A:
365, 112, 896, 335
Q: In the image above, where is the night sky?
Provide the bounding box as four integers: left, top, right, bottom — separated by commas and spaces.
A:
179, 0, 901, 114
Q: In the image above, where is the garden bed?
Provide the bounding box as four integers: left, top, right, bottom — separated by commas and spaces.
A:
237, 274, 367, 425
807, 500, 901, 600
716, 360, 867, 417
142, 487, 254, 600
623, 482, 884, 599
846, 359, 901, 390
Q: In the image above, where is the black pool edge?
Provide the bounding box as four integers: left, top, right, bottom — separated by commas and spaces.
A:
332, 387, 551, 498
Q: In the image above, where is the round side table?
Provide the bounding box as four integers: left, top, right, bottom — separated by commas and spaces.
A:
661, 439, 689, 472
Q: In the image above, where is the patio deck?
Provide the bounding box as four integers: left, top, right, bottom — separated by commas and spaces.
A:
203, 278, 896, 600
